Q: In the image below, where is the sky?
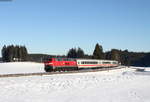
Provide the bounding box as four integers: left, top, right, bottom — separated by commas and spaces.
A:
0, 0, 150, 56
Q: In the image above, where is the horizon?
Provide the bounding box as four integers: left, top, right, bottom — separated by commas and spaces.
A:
0, 0, 150, 57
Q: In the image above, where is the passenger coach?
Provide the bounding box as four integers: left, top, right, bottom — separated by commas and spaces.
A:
77, 59, 118, 69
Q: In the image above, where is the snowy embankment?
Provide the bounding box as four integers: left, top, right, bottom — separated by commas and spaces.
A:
0, 67, 150, 102
130, 66, 150, 71
0, 62, 44, 74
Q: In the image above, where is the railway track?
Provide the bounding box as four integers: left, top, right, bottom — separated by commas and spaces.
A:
0, 66, 126, 78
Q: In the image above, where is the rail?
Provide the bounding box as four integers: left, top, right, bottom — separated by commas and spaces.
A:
0, 66, 126, 78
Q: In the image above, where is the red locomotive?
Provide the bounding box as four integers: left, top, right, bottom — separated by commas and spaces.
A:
44, 58, 77, 72
44, 58, 119, 72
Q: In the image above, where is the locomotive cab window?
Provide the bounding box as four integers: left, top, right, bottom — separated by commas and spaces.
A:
45, 58, 52, 61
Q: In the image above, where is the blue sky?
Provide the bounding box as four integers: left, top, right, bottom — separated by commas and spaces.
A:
0, 0, 150, 56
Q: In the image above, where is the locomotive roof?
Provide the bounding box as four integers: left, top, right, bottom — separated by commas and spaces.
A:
47, 58, 118, 62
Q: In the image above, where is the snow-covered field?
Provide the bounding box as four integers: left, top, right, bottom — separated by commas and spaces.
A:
0, 62, 150, 102
0, 62, 44, 74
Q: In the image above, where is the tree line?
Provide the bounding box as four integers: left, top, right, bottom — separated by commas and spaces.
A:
1, 44, 150, 67
2, 45, 28, 62
67, 43, 150, 67
67, 43, 119, 60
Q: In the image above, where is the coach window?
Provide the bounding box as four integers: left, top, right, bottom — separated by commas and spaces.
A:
92, 62, 97, 64
113, 62, 117, 64
103, 62, 111, 64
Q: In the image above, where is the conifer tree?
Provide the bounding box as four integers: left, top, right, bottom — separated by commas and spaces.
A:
21, 46, 28, 61
2, 45, 7, 61
67, 48, 77, 58
77, 47, 84, 58
110, 49, 120, 61
92, 43, 104, 59
67, 47, 85, 58
105, 51, 111, 60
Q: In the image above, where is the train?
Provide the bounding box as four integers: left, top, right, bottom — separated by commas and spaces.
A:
44, 58, 119, 72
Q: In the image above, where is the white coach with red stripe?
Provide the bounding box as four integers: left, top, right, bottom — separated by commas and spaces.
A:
76, 59, 119, 69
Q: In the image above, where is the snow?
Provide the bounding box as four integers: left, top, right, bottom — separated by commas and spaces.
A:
0, 62, 44, 74
0, 62, 150, 102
